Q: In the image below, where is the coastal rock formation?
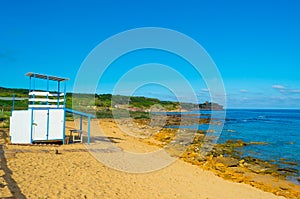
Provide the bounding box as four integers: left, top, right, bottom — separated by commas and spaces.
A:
131, 117, 300, 198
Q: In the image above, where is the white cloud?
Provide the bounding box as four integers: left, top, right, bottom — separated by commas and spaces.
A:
272, 85, 285, 89
201, 88, 209, 92
290, 90, 300, 93
270, 96, 287, 100
239, 89, 248, 93
272, 85, 300, 95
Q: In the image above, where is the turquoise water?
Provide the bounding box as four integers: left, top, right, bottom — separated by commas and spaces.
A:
165, 109, 300, 181
221, 109, 300, 179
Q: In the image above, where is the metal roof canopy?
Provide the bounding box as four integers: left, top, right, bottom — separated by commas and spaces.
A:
65, 108, 95, 144
65, 108, 96, 118
25, 72, 70, 82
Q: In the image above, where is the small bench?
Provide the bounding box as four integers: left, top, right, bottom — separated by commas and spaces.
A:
69, 129, 83, 143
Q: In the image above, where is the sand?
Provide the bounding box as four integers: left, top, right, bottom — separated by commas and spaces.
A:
0, 119, 287, 198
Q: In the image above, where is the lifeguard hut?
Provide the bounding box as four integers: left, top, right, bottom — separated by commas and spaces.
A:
10, 72, 94, 144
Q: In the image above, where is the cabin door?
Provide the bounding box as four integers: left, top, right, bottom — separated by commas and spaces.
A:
48, 109, 64, 140
32, 109, 48, 140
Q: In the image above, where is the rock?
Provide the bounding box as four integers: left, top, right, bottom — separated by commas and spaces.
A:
247, 164, 265, 174
196, 155, 206, 162
216, 157, 239, 167
230, 167, 245, 174
279, 186, 289, 190
239, 159, 245, 164
225, 140, 247, 147
193, 146, 200, 152
0, 170, 5, 177
277, 167, 298, 174
215, 163, 225, 167
215, 163, 226, 172
286, 141, 295, 145
244, 156, 257, 163
279, 161, 298, 166
248, 141, 268, 145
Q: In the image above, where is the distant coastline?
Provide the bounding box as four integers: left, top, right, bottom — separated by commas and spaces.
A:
0, 86, 223, 112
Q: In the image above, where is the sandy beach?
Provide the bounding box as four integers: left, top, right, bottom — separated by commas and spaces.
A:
0, 119, 296, 198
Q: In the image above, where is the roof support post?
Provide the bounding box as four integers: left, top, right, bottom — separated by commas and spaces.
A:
80, 116, 83, 131
32, 74, 36, 106
28, 76, 31, 107
63, 80, 67, 108
57, 81, 60, 107
46, 76, 49, 106
88, 116, 91, 145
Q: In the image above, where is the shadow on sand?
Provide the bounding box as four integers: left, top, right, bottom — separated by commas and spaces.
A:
0, 129, 26, 199
90, 136, 123, 143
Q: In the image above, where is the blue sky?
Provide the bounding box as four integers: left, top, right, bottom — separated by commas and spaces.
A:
0, 0, 300, 108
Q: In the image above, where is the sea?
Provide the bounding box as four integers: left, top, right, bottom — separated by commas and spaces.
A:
165, 109, 300, 183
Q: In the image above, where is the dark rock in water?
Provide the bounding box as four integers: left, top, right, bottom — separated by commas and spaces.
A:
286, 141, 295, 145
278, 167, 298, 174
279, 158, 288, 161
224, 140, 269, 148
248, 141, 268, 145
297, 178, 300, 183
244, 156, 257, 163
279, 160, 298, 166
225, 140, 247, 147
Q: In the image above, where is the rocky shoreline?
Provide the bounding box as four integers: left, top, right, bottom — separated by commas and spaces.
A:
126, 115, 300, 199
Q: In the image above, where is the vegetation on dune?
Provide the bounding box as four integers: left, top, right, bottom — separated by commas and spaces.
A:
0, 87, 28, 97
0, 99, 28, 110
0, 87, 223, 120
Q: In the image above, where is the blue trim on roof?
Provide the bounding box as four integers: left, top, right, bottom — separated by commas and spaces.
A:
25, 72, 69, 82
